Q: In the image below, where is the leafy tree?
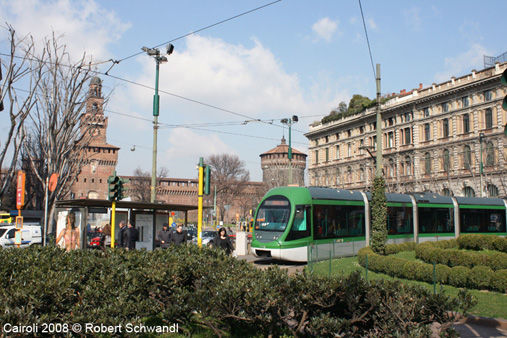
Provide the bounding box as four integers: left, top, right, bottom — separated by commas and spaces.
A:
371, 175, 387, 254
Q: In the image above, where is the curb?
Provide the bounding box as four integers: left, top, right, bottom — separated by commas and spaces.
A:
457, 315, 507, 330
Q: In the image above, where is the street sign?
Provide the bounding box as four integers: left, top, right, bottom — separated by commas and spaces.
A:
16, 171, 25, 210
49, 173, 59, 192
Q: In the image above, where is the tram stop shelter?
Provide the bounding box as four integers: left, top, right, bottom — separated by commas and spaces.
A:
54, 199, 198, 250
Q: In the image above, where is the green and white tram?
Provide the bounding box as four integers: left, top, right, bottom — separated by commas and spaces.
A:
251, 187, 507, 262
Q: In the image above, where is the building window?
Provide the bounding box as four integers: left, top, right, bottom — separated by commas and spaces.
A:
388, 132, 394, 148
487, 184, 499, 197
404, 156, 412, 176
463, 186, 475, 197
347, 166, 352, 184
486, 141, 495, 166
442, 119, 449, 138
404, 127, 411, 144
359, 126, 365, 134
423, 107, 430, 117
347, 143, 352, 157
347, 130, 351, 137
442, 102, 449, 113
360, 168, 365, 182
485, 108, 493, 129
315, 150, 319, 164
335, 133, 340, 140
404, 112, 412, 122
424, 152, 431, 174
443, 149, 450, 171
387, 117, 394, 126
336, 168, 340, 185
442, 188, 452, 196
464, 145, 472, 170
424, 123, 431, 141
462, 96, 469, 107
325, 148, 329, 162
484, 90, 492, 101
325, 136, 329, 143
388, 159, 395, 178
372, 136, 377, 151
463, 114, 470, 133
336, 146, 340, 160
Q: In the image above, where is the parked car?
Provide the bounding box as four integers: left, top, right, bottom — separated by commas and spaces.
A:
192, 231, 217, 246
0, 225, 42, 248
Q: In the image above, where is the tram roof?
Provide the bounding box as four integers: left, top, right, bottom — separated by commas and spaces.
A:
308, 187, 364, 201
455, 196, 506, 206
411, 192, 453, 204
364, 192, 413, 203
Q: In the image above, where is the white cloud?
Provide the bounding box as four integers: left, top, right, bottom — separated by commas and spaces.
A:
0, 0, 131, 61
403, 7, 422, 31
312, 17, 339, 42
434, 44, 490, 83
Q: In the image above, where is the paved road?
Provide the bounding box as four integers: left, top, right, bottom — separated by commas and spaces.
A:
237, 254, 507, 337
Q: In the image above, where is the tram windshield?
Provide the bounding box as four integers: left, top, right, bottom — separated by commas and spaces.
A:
254, 196, 291, 232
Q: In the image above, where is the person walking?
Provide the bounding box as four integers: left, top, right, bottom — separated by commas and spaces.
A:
157, 223, 172, 248
170, 224, 187, 246
117, 221, 127, 248
214, 227, 234, 255
126, 222, 139, 250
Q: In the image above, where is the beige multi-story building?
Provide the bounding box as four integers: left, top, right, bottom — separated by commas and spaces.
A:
306, 62, 507, 198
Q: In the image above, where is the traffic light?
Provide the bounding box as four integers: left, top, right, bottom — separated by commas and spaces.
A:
203, 164, 211, 195
502, 69, 507, 136
108, 173, 119, 201
118, 177, 129, 200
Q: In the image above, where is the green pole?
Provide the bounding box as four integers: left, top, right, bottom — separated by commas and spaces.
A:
150, 59, 160, 203
433, 261, 436, 295
365, 254, 368, 280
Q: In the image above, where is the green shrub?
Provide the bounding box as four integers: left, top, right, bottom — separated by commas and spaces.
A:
468, 266, 493, 290
415, 263, 434, 283
0, 245, 475, 338
435, 264, 451, 285
490, 252, 507, 270
448, 266, 470, 288
403, 261, 424, 280
386, 257, 407, 278
490, 269, 507, 293
493, 237, 507, 253
384, 243, 399, 255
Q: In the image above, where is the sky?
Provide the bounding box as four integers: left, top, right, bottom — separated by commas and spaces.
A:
1, 0, 506, 182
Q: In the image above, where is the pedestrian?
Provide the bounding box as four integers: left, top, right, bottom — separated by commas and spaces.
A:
157, 223, 172, 248
100, 223, 111, 248
126, 222, 139, 250
214, 227, 234, 255
117, 221, 127, 248
170, 224, 187, 246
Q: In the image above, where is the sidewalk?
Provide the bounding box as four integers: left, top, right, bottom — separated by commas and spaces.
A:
237, 254, 507, 338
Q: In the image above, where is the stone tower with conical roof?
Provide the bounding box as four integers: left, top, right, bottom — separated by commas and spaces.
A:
260, 136, 307, 188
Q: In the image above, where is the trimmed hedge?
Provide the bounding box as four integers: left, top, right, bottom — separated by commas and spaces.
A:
458, 234, 507, 253
358, 241, 507, 292
416, 237, 507, 271
0, 245, 472, 338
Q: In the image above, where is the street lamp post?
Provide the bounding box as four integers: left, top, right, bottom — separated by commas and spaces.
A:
479, 132, 485, 197
143, 44, 174, 203
281, 115, 298, 185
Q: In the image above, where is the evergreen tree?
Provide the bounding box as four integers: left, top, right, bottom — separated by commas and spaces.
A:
371, 175, 387, 254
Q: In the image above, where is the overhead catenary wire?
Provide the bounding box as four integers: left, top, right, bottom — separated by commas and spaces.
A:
358, 0, 377, 81
114, 0, 283, 65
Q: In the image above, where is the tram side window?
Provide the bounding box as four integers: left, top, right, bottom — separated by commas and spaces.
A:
387, 206, 413, 235
418, 207, 454, 233
460, 209, 506, 233
286, 205, 311, 241
313, 204, 365, 240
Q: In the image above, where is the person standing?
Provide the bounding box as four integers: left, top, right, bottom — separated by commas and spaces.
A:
157, 223, 172, 248
126, 222, 139, 250
214, 227, 234, 255
117, 221, 127, 248
170, 224, 187, 246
